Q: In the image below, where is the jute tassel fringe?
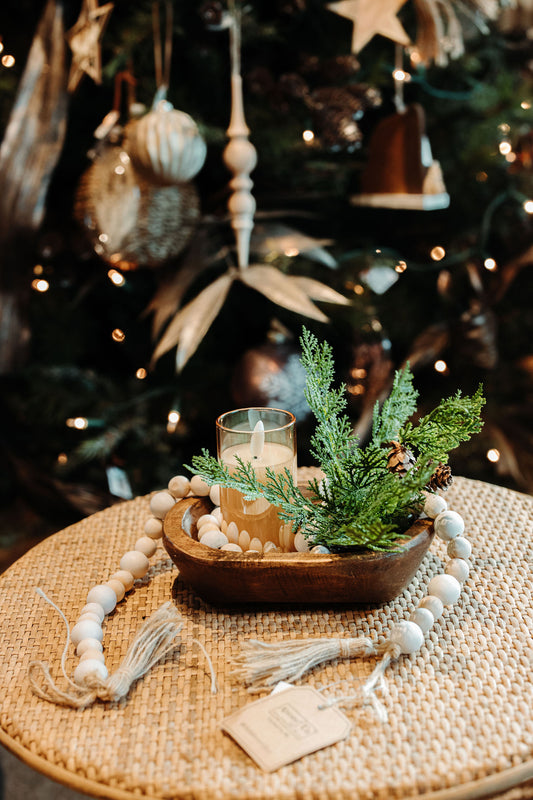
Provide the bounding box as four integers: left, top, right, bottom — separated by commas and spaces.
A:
232, 635, 377, 691
29, 590, 184, 709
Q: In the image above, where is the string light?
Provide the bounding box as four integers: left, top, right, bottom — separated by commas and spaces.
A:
33, 264, 44, 275
284, 247, 299, 257
167, 409, 181, 434
107, 269, 125, 286
99, 233, 109, 243
57, 453, 68, 465
114, 165, 126, 175
521, 101, 531, 110
476, 172, 488, 183
484, 258, 497, 272
395, 261, 407, 273
486, 448, 500, 463
348, 384, 365, 396
498, 123, 510, 134
505, 152, 517, 163
392, 68, 410, 82
499, 141, 512, 156
353, 284, 364, 295
1, 54, 15, 68
0, 41, 4, 54
523, 200, 533, 214
430, 246, 446, 261
66, 417, 89, 430
350, 368, 367, 379
136, 368, 147, 380
434, 359, 448, 373
302, 130, 314, 143
31, 278, 49, 292
112, 328, 125, 342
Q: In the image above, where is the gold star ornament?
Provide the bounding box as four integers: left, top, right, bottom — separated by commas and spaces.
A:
327, 0, 410, 54
66, 0, 114, 92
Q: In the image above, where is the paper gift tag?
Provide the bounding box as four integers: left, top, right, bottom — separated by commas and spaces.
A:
221, 686, 351, 772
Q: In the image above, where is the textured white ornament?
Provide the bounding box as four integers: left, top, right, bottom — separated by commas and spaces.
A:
220, 543, 243, 552
390, 620, 424, 654
423, 493, 448, 519
447, 536, 472, 559
135, 536, 158, 558
79, 648, 105, 664
419, 595, 444, 620
74, 658, 108, 685
428, 573, 462, 605
120, 550, 150, 579
199, 529, 229, 549
190, 475, 210, 496
144, 517, 163, 539
209, 485, 221, 506
248, 537, 263, 553
238, 530, 251, 551
150, 491, 176, 519
87, 584, 117, 614
71, 619, 103, 647
445, 558, 470, 582
410, 607, 434, 633
106, 578, 126, 603
76, 637, 103, 657
294, 532, 310, 552
434, 510, 464, 541
168, 475, 191, 498
227, 522, 239, 544
79, 603, 105, 623
110, 570, 135, 592
125, 103, 207, 185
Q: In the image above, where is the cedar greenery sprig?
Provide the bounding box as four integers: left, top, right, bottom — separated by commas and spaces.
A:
189, 328, 485, 551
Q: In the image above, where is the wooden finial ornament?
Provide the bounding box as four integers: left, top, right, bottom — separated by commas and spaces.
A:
223, 3, 257, 270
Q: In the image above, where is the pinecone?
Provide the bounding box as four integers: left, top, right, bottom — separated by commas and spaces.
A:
386, 441, 416, 477
426, 464, 453, 492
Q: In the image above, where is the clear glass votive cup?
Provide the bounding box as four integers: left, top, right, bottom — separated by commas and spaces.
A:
216, 407, 297, 552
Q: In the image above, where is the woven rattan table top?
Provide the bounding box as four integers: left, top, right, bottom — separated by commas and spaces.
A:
0, 476, 532, 800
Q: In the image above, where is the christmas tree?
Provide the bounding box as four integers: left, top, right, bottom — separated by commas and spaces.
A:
0, 0, 532, 566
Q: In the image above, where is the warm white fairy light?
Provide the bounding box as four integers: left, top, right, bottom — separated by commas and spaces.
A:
284, 247, 299, 257
350, 367, 367, 379
57, 453, 68, 465
521, 101, 531, 110
66, 417, 88, 430
392, 68, 410, 82
33, 264, 44, 275
1, 54, 15, 68
499, 141, 512, 156
0, 41, 4, 54
523, 200, 533, 214
505, 152, 517, 163
119, 151, 130, 164
430, 246, 446, 261
114, 165, 126, 175
167, 410, 181, 434
434, 360, 448, 373
32, 278, 49, 292
395, 260, 407, 273
484, 258, 497, 272
98, 233, 109, 243
476, 171, 488, 183
112, 328, 125, 342
302, 130, 314, 143
486, 448, 500, 463
107, 269, 125, 286
498, 123, 510, 134
136, 368, 147, 380
353, 284, 364, 295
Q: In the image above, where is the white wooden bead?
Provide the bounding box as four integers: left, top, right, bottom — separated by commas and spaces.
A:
144, 517, 163, 539
76, 637, 103, 657
419, 595, 444, 620
87, 584, 117, 614
238, 530, 250, 551
410, 607, 434, 634
197, 522, 220, 537
167, 475, 190, 498
197, 514, 219, 529
249, 537, 263, 553
227, 522, 239, 544
445, 558, 470, 582
263, 541, 278, 553
74, 659, 108, 685
294, 532, 310, 552
106, 578, 126, 602
150, 491, 176, 519
390, 620, 424, 654
80, 648, 105, 663
211, 507, 223, 525
135, 536, 158, 558
220, 543, 243, 552
77, 612, 102, 625
428, 573, 462, 605
447, 536, 472, 559
423, 493, 448, 519
209, 484, 221, 506
110, 570, 135, 592
71, 619, 103, 646
199, 529, 229, 549
120, 550, 150, 579
190, 475, 210, 496
311, 545, 330, 554
434, 510, 464, 541
80, 603, 105, 623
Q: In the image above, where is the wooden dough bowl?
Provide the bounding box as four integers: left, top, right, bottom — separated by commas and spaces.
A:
163, 496, 434, 606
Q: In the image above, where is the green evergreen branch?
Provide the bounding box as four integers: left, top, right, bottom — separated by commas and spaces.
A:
372, 364, 418, 445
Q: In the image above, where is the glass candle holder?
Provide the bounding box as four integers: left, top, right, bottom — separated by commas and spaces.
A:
216, 407, 297, 552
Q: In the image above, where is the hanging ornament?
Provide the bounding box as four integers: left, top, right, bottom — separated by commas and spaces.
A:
231, 322, 311, 421
123, 2, 206, 186
351, 102, 450, 210
74, 144, 200, 270
65, 0, 114, 93
327, 0, 410, 54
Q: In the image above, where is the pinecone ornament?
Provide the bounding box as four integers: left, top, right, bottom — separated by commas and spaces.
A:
426, 463, 453, 492
387, 441, 416, 477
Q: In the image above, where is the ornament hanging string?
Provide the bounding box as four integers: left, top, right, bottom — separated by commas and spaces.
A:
152, 0, 173, 98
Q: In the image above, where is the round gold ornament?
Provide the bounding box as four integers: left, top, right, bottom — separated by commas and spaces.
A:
124, 99, 207, 186
74, 146, 200, 270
